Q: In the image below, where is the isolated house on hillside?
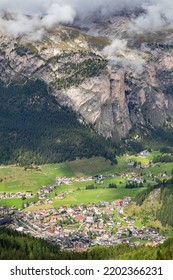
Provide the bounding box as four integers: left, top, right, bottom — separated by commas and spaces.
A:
127, 160, 136, 168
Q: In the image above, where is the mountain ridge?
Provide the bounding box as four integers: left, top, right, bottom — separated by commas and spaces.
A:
1, 16, 173, 148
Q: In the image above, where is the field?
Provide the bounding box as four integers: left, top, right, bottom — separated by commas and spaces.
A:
54, 187, 142, 208
0, 197, 38, 209
1, 151, 173, 209
25, 187, 143, 211
41, 157, 116, 177
0, 166, 53, 194
0, 157, 118, 194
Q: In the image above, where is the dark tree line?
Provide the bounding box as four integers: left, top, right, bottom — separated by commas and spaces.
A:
156, 177, 173, 226
125, 123, 173, 154
0, 228, 173, 260
125, 182, 144, 189
0, 79, 118, 165
153, 155, 173, 163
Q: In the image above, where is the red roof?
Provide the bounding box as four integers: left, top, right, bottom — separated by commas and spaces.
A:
114, 199, 123, 203
75, 215, 85, 221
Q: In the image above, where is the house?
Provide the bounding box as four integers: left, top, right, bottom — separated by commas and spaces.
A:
16, 227, 24, 232
57, 194, 65, 199
127, 160, 136, 168
139, 150, 149, 156
86, 217, 94, 224
75, 215, 85, 222
0, 216, 11, 226
9, 205, 17, 210
158, 173, 167, 178
113, 199, 123, 206
92, 174, 103, 180
146, 241, 158, 247
105, 209, 113, 217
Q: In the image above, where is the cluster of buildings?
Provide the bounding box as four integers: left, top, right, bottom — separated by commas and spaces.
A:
0, 196, 164, 252
56, 177, 72, 186
37, 184, 56, 203
38, 184, 56, 196
127, 159, 153, 169
0, 191, 33, 200
56, 174, 114, 186
0, 151, 168, 251
56, 190, 74, 200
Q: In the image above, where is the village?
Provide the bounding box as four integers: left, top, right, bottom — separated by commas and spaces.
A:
0, 150, 170, 252
0, 196, 166, 252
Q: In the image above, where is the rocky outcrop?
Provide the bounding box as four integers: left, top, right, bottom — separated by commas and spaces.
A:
54, 68, 132, 141
1, 24, 173, 141
53, 45, 173, 140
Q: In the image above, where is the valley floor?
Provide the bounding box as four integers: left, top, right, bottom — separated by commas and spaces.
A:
0, 150, 173, 252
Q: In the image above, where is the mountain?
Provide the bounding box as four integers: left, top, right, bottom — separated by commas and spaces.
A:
1, 15, 173, 162
0, 79, 117, 164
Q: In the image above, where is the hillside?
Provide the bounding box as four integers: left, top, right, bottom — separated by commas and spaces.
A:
0, 79, 117, 164
124, 177, 173, 232
1, 18, 173, 148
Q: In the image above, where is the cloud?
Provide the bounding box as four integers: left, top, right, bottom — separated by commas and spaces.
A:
103, 39, 127, 57
0, 0, 144, 38
0, 1, 77, 38
0, 14, 42, 39
130, 0, 173, 33
0, 1, 173, 38
41, 4, 76, 28
103, 38, 145, 73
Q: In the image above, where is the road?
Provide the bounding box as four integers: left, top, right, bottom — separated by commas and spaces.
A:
15, 218, 38, 234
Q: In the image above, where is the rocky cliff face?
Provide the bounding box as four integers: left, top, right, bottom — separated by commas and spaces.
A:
1, 19, 173, 141
55, 67, 132, 141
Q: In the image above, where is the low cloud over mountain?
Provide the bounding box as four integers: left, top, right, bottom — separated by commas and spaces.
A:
0, 0, 172, 38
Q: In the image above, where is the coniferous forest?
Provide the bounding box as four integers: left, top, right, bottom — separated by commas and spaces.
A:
0, 228, 173, 260
0, 79, 118, 165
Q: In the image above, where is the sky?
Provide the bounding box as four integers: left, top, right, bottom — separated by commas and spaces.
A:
0, 0, 173, 38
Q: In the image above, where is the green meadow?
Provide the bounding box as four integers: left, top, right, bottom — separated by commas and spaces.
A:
1, 151, 172, 209
0, 166, 54, 194
53, 187, 143, 207
26, 186, 144, 211
0, 157, 119, 194
41, 156, 116, 177
0, 198, 24, 208
0, 196, 38, 209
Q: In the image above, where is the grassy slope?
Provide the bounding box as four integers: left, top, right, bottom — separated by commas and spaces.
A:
0, 156, 144, 209
1, 152, 172, 209
0, 155, 140, 194
0, 166, 53, 193
44, 25, 110, 52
